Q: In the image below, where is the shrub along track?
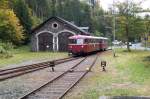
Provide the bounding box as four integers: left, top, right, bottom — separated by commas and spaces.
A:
0, 57, 79, 81
19, 53, 99, 99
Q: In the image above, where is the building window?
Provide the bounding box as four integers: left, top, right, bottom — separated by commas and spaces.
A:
52, 22, 58, 29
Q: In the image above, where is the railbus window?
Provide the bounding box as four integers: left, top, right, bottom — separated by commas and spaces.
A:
69, 39, 76, 44
77, 39, 84, 44
88, 39, 91, 43
84, 39, 88, 44
99, 39, 102, 43
91, 39, 93, 43
85, 39, 91, 44
89, 39, 92, 43
104, 40, 106, 43
96, 39, 98, 43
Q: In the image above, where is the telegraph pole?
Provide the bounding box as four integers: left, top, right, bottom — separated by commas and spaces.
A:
113, 0, 116, 42
113, 0, 116, 57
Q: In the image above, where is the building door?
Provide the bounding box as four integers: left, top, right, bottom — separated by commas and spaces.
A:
58, 32, 74, 52
38, 33, 53, 51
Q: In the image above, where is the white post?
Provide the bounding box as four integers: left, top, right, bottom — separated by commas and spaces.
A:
36, 35, 39, 51
113, 0, 116, 57
56, 36, 59, 51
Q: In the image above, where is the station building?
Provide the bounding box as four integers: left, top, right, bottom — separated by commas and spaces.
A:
31, 16, 89, 52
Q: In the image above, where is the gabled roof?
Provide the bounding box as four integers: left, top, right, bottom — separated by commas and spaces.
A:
31, 16, 90, 35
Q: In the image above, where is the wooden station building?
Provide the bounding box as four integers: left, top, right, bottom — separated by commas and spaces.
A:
31, 17, 89, 52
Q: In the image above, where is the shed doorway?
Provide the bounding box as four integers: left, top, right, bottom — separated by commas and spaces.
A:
38, 32, 53, 51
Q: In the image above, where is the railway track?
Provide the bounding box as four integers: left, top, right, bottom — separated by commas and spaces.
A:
19, 54, 98, 99
0, 57, 79, 81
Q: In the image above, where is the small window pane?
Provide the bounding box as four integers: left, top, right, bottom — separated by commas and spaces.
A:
77, 39, 84, 44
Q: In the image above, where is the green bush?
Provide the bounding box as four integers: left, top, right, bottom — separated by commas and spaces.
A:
0, 42, 13, 58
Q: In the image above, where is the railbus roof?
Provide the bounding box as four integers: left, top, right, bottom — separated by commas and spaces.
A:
69, 35, 108, 40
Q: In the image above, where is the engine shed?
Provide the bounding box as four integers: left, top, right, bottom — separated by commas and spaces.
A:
31, 16, 89, 52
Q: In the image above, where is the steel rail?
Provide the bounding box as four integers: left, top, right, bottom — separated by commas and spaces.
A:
0, 57, 80, 81
0, 57, 74, 72
58, 54, 98, 99
19, 57, 87, 99
19, 54, 98, 99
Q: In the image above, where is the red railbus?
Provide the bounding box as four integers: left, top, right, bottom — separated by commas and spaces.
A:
68, 35, 108, 55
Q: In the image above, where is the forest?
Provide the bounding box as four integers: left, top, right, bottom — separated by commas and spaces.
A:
0, 0, 149, 54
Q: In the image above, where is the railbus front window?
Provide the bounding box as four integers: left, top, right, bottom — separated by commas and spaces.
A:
77, 39, 84, 44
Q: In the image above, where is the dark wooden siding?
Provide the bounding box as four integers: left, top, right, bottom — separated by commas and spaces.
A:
58, 32, 74, 51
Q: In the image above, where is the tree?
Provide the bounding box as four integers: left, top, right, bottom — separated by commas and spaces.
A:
144, 15, 150, 35
114, 0, 146, 51
11, 0, 33, 43
0, 9, 24, 45
52, 0, 56, 16
90, 1, 107, 35
94, 30, 103, 36
80, 2, 92, 27
0, 0, 9, 9
25, 0, 51, 20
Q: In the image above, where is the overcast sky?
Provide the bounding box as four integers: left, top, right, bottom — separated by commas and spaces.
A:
100, 0, 150, 10
99, 0, 150, 16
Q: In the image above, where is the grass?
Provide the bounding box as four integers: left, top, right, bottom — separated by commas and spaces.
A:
0, 46, 68, 68
64, 49, 150, 99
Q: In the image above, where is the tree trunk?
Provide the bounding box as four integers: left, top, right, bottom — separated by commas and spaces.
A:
125, 23, 131, 52
52, 0, 56, 16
